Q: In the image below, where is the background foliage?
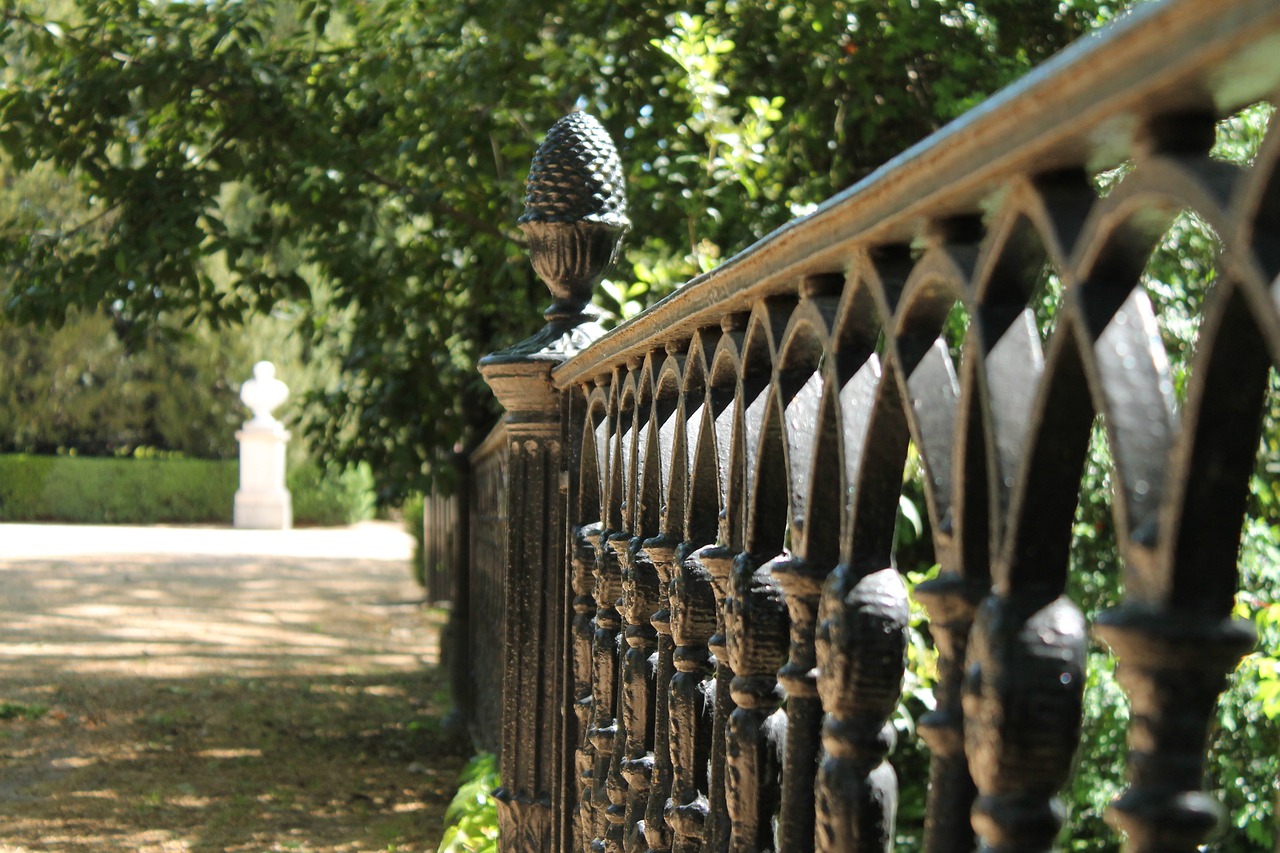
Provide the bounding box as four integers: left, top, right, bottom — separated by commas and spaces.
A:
436, 752, 499, 853
0, 0, 1110, 501
0, 307, 254, 458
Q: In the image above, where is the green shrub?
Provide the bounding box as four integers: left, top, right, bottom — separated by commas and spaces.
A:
403, 492, 426, 586
438, 753, 499, 853
0, 454, 55, 520
0, 453, 237, 524
0, 453, 374, 526
0, 701, 49, 721
287, 461, 374, 527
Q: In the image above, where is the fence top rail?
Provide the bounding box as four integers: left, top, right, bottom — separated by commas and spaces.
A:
551, 0, 1280, 389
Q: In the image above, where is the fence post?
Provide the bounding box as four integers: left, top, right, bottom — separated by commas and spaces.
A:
443, 450, 473, 738
478, 111, 629, 853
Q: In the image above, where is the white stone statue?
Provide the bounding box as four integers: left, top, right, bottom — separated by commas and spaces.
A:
234, 361, 292, 529
240, 361, 289, 426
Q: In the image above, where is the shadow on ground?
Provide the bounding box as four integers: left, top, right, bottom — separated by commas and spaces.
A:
0, 532, 469, 852
0, 670, 470, 852
0, 555, 440, 679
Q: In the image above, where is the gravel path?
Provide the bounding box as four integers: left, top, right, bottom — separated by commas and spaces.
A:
0, 522, 465, 852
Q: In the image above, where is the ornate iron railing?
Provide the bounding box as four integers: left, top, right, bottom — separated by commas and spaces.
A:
470, 0, 1280, 850
461, 428, 507, 756
422, 478, 461, 606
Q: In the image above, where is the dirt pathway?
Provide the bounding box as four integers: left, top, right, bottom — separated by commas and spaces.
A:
0, 523, 468, 852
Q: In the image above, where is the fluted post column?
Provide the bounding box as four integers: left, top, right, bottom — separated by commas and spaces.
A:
665, 545, 717, 853
724, 551, 789, 852
914, 571, 985, 853
642, 535, 681, 853
964, 594, 1087, 852
813, 564, 910, 852
619, 537, 661, 853
573, 523, 604, 850
479, 111, 629, 853
697, 544, 739, 853
771, 554, 827, 851
1094, 608, 1253, 853
590, 532, 626, 851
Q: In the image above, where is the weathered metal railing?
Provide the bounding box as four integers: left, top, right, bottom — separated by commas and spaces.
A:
422, 478, 461, 606
470, 0, 1280, 849
454, 430, 505, 756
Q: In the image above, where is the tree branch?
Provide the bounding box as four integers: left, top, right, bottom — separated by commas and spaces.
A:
360, 169, 526, 248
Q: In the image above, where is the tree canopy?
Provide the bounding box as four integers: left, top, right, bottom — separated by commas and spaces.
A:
0, 0, 1109, 500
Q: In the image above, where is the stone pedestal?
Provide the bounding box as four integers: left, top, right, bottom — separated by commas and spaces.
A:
233, 361, 292, 530
234, 421, 292, 529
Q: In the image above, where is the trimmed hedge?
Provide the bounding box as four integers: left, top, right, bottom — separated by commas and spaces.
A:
0, 454, 372, 526
288, 461, 375, 527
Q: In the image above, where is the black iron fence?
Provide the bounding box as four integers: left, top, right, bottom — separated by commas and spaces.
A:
421, 478, 461, 607
461, 0, 1280, 849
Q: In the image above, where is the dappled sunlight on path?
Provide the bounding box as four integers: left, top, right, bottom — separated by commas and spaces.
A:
0, 523, 416, 562
0, 522, 466, 852
0, 552, 437, 679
